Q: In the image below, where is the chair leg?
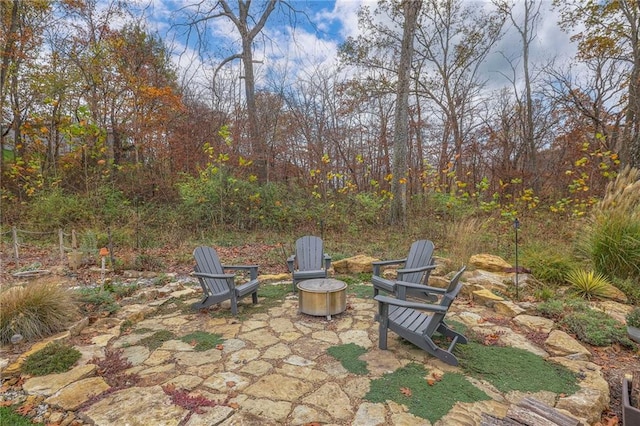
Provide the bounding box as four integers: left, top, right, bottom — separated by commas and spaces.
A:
251, 291, 258, 304
230, 293, 238, 316
378, 303, 389, 350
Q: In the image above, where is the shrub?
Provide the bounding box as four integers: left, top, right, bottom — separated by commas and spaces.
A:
522, 243, 579, 285
75, 287, 119, 315
561, 310, 633, 347
627, 307, 640, 328
565, 269, 612, 300
21, 341, 81, 376
0, 281, 79, 344
26, 188, 90, 229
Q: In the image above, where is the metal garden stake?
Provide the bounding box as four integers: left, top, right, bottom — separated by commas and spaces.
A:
514, 218, 520, 300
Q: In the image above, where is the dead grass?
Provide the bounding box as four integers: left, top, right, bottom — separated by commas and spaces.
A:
0, 278, 80, 344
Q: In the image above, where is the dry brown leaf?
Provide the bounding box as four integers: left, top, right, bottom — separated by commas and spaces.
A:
0, 400, 14, 407
228, 402, 240, 409
16, 404, 33, 415
226, 381, 236, 388
400, 387, 412, 396
431, 372, 443, 382
427, 378, 436, 386
216, 344, 224, 350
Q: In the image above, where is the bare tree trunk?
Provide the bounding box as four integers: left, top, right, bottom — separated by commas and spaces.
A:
390, 0, 422, 226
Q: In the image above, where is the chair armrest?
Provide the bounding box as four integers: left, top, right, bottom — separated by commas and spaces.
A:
395, 280, 446, 294
397, 264, 437, 275
223, 265, 259, 281
374, 295, 447, 313
194, 271, 235, 280
372, 258, 406, 276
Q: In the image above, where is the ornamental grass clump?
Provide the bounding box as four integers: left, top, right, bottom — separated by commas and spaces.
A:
0, 280, 79, 344
565, 269, 612, 300
579, 166, 640, 282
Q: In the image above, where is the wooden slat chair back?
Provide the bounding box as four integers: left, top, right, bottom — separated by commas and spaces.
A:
372, 239, 437, 300
287, 235, 332, 292
192, 246, 259, 316
374, 266, 467, 366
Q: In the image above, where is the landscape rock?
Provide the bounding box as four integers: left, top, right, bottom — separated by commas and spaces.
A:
472, 288, 504, 307
493, 301, 526, 317
22, 364, 97, 396
469, 254, 512, 272
332, 255, 378, 274
544, 330, 592, 361
512, 314, 555, 334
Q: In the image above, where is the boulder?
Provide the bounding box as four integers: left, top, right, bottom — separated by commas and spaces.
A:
332, 255, 378, 274
469, 254, 512, 272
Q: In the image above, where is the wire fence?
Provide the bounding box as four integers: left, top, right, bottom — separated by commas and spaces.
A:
1, 226, 102, 266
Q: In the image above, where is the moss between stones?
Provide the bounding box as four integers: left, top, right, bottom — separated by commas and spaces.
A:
365, 363, 490, 423
21, 341, 81, 376
457, 342, 580, 394
326, 343, 368, 375
180, 331, 224, 351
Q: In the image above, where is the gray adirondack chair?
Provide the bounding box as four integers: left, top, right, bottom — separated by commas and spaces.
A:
192, 246, 259, 315
287, 235, 332, 292
372, 239, 437, 300
374, 266, 467, 366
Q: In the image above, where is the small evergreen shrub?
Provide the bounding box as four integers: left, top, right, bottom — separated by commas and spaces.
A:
1, 281, 79, 344
21, 341, 81, 376
75, 287, 119, 315
565, 269, 612, 299
561, 310, 633, 347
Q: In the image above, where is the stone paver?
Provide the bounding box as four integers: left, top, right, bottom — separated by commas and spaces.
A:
0, 270, 614, 425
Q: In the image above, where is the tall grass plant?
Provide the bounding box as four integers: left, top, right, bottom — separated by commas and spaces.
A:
0, 280, 79, 344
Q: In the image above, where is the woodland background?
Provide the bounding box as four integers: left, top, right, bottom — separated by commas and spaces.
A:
1, 0, 639, 260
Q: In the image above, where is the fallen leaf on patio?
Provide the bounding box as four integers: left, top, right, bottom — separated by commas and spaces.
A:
190, 340, 197, 346
216, 344, 224, 350
304, 423, 322, 426
226, 381, 236, 388
17, 404, 33, 415
229, 402, 240, 409
0, 400, 14, 407
400, 387, 412, 396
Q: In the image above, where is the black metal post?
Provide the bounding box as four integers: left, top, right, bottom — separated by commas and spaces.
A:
514, 218, 520, 300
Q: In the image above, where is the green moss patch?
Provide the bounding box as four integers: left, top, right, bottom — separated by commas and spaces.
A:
457, 342, 579, 394
365, 363, 489, 422
138, 330, 176, 350
21, 341, 81, 376
327, 343, 368, 375
0, 406, 36, 425
181, 331, 224, 351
